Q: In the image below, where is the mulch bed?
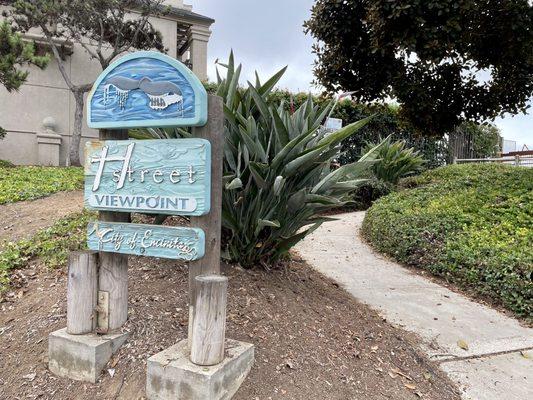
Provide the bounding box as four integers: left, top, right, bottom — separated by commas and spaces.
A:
0, 255, 460, 399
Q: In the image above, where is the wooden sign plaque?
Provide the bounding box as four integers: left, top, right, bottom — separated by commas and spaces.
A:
87, 51, 207, 129
84, 138, 211, 216
87, 221, 205, 260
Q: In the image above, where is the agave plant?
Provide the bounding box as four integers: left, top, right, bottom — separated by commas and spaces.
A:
139, 53, 386, 267
213, 54, 389, 267
363, 137, 425, 185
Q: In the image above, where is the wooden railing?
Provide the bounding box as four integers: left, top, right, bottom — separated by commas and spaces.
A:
454, 155, 533, 167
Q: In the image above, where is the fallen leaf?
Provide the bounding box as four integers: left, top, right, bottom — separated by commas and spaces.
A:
22, 372, 36, 381
457, 339, 469, 351
391, 367, 413, 381
520, 351, 531, 359
110, 356, 120, 368
404, 383, 417, 390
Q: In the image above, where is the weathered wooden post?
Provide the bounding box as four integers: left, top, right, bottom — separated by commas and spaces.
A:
97, 128, 130, 332
66, 251, 99, 334
188, 94, 224, 348
190, 274, 228, 365
146, 93, 254, 400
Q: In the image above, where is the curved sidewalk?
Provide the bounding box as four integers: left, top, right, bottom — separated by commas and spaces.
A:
294, 211, 533, 400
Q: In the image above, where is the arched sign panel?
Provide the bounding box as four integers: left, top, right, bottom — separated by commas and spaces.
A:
87, 51, 207, 129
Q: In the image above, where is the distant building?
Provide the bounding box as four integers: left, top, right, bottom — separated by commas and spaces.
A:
502, 139, 517, 154
0, 0, 214, 166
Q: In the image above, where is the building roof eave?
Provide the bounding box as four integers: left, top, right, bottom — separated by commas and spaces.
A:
130, 1, 214, 25
165, 6, 215, 25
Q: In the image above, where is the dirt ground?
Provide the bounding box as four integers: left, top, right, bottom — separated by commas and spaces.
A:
0, 191, 83, 244
0, 252, 461, 400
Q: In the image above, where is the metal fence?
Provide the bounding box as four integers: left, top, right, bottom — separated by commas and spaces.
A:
454, 155, 533, 167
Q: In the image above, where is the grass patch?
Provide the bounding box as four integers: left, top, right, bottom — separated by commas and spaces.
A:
0, 211, 93, 291
362, 163, 533, 319
0, 166, 83, 204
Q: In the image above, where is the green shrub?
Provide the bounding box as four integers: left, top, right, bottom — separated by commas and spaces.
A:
362, 164, 533, 319
363, 137, 425, 185
351, 178, 393, 210
0, 159, 14, 168
0, 211, 92, 291
0, 166, 83, 204
349, 138, 424, 210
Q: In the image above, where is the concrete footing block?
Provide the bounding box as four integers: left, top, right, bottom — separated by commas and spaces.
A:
48, 327, 130, 383
146, 338, 254, 400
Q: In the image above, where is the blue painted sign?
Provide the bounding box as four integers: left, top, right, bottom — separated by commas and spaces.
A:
87, 221, 205, 260
84, 139, 211, 216
87, 51, 207, 129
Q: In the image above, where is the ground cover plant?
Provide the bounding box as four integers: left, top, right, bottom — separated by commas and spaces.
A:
0, 166, 83, 204
0, 210, 91, 290
362, 164, 533, 319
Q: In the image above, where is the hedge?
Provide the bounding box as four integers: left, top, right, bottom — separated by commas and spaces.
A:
362, 164, 533, 319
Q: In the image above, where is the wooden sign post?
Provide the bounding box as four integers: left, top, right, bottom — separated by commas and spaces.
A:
84, 52, 212, 334
97, 128, 130, 332
51, 52, 253, 397
188, 94, 224, 348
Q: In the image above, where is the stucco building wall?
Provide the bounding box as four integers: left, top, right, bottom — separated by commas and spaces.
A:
0, 1, 213, 166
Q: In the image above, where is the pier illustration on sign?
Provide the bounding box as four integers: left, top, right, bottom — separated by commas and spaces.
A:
103, 76, 184, 113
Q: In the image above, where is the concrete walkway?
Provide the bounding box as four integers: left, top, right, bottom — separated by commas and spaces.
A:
295, 212, 533, 400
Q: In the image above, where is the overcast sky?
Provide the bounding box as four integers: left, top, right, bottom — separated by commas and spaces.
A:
194, 0, 532, 150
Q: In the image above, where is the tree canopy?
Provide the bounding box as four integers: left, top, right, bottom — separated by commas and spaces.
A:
0, 20, 48, 137
0, 20, 48, 91
304, 0, 533, 137
3, 0, 166, 164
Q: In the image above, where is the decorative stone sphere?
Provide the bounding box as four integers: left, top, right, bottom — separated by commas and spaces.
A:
42, 116, 57, 132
